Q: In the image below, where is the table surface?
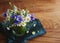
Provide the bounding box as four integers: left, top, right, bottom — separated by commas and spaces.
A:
0, 0, 60, 43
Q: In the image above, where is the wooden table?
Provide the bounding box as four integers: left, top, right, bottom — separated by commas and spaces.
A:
0, 0, 60, 43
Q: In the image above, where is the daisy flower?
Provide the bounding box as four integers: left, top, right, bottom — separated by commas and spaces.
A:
20, 22, 26, 26
23, 16, 31, 22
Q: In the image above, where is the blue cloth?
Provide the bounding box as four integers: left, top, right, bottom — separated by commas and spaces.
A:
1, 19, 46, 43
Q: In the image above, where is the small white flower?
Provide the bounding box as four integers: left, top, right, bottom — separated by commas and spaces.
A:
33, 24, 36, 27
21, 22, 26, 26
23, 16, 31, 22
32, 31, 36, 35
7, 27, 10, 30
26, 31, 29, 33
26, 17, 31, 22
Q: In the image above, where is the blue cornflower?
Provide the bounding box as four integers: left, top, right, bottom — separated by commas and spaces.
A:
16, 15, 23, 22
3, 13, 7, 17
11, 14, 17, 19
14, 20, 19, 25
30, 14, 35, 21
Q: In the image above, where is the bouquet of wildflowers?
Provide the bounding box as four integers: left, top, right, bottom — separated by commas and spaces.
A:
0, 2, 46, 43
2, 3, 36, 36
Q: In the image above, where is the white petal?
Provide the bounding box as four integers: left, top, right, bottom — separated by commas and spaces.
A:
33, 24, 36, 27
32, 31, 36, 35
21, 22, 26, 26
26, 17, 31, 22
26, 31, 29, 33
7, 27, 10, 30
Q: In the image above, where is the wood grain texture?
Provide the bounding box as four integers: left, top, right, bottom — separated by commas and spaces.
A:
0, 0, 60, 43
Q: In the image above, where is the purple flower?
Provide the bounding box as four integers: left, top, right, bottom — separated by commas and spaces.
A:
16, 15, 23, 22
3, 13, 7, 17
11, 14, 23, 25
14, 20, 19, 25
30, 14, 35, 21
11, 14, 17, 19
